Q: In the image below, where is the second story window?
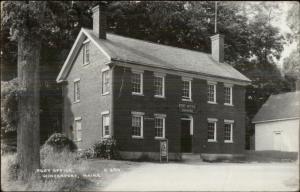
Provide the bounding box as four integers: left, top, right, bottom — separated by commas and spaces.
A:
224, 84, 233, 105
132, 70, 143, 95
102, 68, 110, 95
74, 79, 80, 103
154, 73, 165, 98
83, 41, 90, 65
182, 77, 192, 101
207, 81, 217, 103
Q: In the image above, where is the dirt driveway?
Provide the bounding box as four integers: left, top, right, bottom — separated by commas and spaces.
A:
103, 161, 299, 191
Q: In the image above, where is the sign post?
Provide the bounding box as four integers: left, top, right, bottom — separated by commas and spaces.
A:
160, 139, 168, 163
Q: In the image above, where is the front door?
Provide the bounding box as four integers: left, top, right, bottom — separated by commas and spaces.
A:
181, 119, 192, 152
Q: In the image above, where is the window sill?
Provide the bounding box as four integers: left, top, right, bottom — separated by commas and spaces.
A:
73, 101, 80, 104
102, 92, 110, 96
208, 101, 217, 104
103, 135, 111, 139
207, 140, 217, 143
155, 137, 165, 140
132, 92, 144, 96
224, 103, 234, 106
154, 95, 165, 99
182, 98, 192, 102
132, 136, 144, 139
224, 140, 233, 143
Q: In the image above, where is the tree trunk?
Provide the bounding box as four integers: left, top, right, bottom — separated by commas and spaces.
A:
17, 37, 41, 180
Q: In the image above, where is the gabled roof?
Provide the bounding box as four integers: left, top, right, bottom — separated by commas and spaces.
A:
57, 28, 251, 84
252, 91, 300, 123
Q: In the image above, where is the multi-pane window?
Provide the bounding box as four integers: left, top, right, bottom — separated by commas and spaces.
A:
207, 119, 217, 142
207, 83, 216, 103
224, 85, 233, 105
182, 80, 191, 100
74, 80, 80, 102
102, 114, 110, 137
74, 118, 82, 142
224, 121, 233, 143
132, 112, 144, 138
102, 69, 110, 94
83, 42, 90, 65
154, 115, 165, 138
132, 72, 143, 95
154, 75, 165, 97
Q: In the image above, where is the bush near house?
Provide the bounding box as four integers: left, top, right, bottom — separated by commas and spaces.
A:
43, 133, 77, 152
80, 138, 120, 160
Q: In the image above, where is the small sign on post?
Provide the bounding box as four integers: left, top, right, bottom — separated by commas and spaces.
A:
160, 139, 168, 163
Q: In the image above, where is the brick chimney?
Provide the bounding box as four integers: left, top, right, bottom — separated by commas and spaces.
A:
92, 4, 107, 39
210, 34, 224, 63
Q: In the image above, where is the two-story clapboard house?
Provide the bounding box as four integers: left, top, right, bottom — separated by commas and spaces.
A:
56, 5, 251, 160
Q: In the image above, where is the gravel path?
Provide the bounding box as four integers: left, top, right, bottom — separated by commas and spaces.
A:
103, 162, 299, 191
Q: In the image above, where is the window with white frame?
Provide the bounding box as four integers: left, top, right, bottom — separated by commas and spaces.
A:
224, 120, 234, 143
131, 112, 144, 138
182, 78, 192, 100
224, 85, 233, 105
154, 114, 166, 138
132, 71, 143, 95
207, 82, 216, 103
102, 68, 110, 94
74, 118, 82, 142
83, 41, 90, 65
207, 118, 217, 142
154, 74, 165, 97
74, 79, 80, 102
102, 113, 110, 137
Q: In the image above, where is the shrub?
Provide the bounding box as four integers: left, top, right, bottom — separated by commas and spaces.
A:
1, 143, 17, 155
44, 133, 77, 152
92, 138, 120, 160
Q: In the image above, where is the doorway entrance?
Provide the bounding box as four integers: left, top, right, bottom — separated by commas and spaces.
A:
181, 117, 193, 153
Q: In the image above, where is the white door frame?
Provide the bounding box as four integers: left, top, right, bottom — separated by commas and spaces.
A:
180, 115, 193, 135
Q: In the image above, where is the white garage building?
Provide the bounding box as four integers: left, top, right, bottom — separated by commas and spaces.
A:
252, 91, 299, 152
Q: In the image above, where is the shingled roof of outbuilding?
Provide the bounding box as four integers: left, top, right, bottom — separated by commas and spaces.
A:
57, 28, 251, 84
252, 91, 300, 123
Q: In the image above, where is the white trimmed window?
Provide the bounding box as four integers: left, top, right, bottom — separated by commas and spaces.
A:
131, 112, 144, 138
154, 114, 166, 139
154, 73, 165, 98
74, 117, 82, 142
74, 79, 80, 102
132, 70, 143, 95
102, 68, 110, 94
224, 120, 234, 143
182, 77, 192, 101
224, 84, 233, 105
207, 81, 216, 103
83, 41, 90, 65
102, 113, 110, 137
207, 118, 217, 142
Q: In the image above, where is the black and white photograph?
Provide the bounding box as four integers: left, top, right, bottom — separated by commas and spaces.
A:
1, 1, 299, 191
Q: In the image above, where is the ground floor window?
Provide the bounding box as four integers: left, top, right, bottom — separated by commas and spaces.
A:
154, 114, 166, 139
131, 111, 144, 138
224, 120, 234, 143
102, 112, 110, 137
207, 118, 217, 142
74, 117, 82, 142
